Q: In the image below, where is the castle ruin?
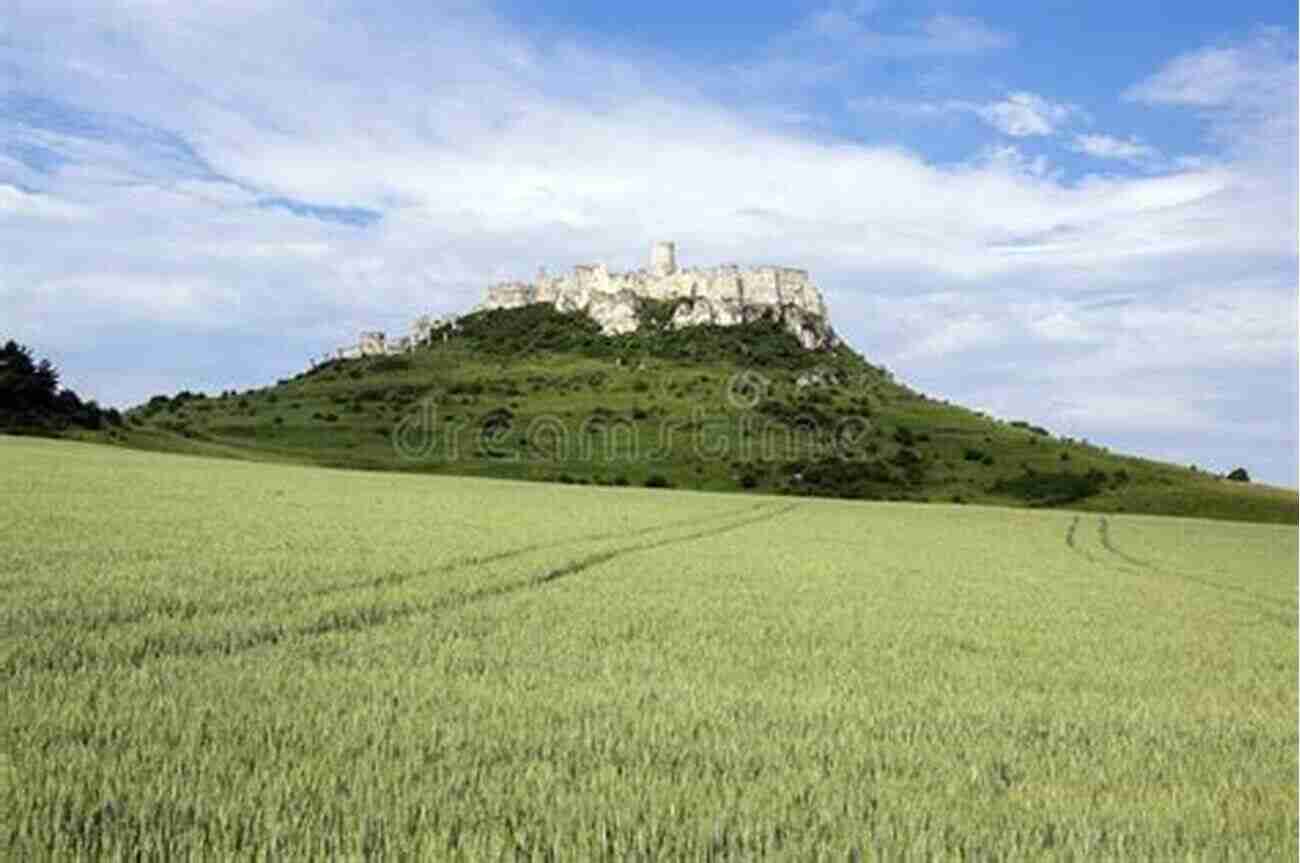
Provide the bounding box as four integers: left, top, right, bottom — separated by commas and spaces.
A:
478, 242, 836, 350
322, 242, 836, 364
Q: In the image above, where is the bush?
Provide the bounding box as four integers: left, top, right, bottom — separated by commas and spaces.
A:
783, 457, 902, 499
446, 304, 830, 369
1227, 467, 1250, 482
448, 381, 485, 396
369, 356, 412, 373
644, 474, 672, 488
992, 469, 1108, 506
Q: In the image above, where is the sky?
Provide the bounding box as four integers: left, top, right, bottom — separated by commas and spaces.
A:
1, 0, 1296, 484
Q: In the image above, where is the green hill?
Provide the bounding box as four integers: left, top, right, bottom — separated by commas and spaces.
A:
111, 305, 1296, 524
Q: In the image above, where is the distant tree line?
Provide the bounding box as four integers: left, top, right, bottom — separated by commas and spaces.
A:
0, 340, 121, 433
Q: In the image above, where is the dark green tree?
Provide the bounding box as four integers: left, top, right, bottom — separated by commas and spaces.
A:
0, 340, 118, 432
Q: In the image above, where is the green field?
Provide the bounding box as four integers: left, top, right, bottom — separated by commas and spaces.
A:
2, 436, 1296, 859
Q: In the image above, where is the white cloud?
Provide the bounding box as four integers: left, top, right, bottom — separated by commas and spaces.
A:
898, 313, 1004, 360
1125, 28, 1298, 165
1124, 30, 1293, 108
795, 6, 1012, 57
974, 91, 1076, 137
1070, 133, 1159, 162
0, 183, 88, 221
920, 14, 1011, 55
730, 5, 1011, 92
852, 91, 1080, 139
0, 4, 1294, 482
1027, 309, 1100, 345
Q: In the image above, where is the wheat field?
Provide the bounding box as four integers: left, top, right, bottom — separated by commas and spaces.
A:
1, 436, 1295, 859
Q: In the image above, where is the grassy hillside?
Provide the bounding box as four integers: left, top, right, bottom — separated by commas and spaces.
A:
111, 305, 1297, 524
2, 436, 1295, 858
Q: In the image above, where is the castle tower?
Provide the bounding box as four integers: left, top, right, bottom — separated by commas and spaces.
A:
651, 241, 677, 277
359, 331, 386, 356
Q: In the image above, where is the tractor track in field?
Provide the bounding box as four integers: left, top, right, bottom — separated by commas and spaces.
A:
1095, 516, 1297, 622
8, 502, 779, 633
2, 503, 800, 675
1063, 515, 1098, 563
534, 503, 800, 586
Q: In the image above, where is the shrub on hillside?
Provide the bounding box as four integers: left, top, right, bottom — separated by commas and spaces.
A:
991, 469, 1109, 506
444, 304, 836, 370
368, 356, 412, 374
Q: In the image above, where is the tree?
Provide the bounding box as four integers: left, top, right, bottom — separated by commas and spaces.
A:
1226, 467, 1250, 483
0, 340, 59, 413
0, 340, 114, 432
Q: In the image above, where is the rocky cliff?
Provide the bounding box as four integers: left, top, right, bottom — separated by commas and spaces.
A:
477, 242, 837, 350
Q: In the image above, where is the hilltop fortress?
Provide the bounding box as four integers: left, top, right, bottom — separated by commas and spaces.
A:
326, 242, 837, 361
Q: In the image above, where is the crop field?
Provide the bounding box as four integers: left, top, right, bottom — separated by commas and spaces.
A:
1, 435, 1296, 859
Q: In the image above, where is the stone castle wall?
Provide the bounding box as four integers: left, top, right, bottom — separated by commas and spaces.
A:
323, 242, 837, 365
478, 243, 836, 350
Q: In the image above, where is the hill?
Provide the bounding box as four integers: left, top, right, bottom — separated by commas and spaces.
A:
109, 305, 1296, 524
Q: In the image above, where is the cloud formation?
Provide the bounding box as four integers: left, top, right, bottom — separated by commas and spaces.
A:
851, 91, 1080, 138
796, 5, 1012, 57
974, 92, 1077, 137
1069, 134, 1159, 162
0, 3, 1295, 482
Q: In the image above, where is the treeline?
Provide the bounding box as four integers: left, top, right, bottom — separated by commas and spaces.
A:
0, 340, 121, 433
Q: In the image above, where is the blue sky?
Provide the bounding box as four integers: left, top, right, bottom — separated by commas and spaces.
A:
1, 0, 1296, 484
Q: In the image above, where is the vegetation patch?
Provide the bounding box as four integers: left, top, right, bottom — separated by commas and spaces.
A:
991, 468, 1111, 505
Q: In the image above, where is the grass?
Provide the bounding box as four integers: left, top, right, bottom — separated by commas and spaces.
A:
107, 307, 1298, 524
2, 435, 1296, 859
